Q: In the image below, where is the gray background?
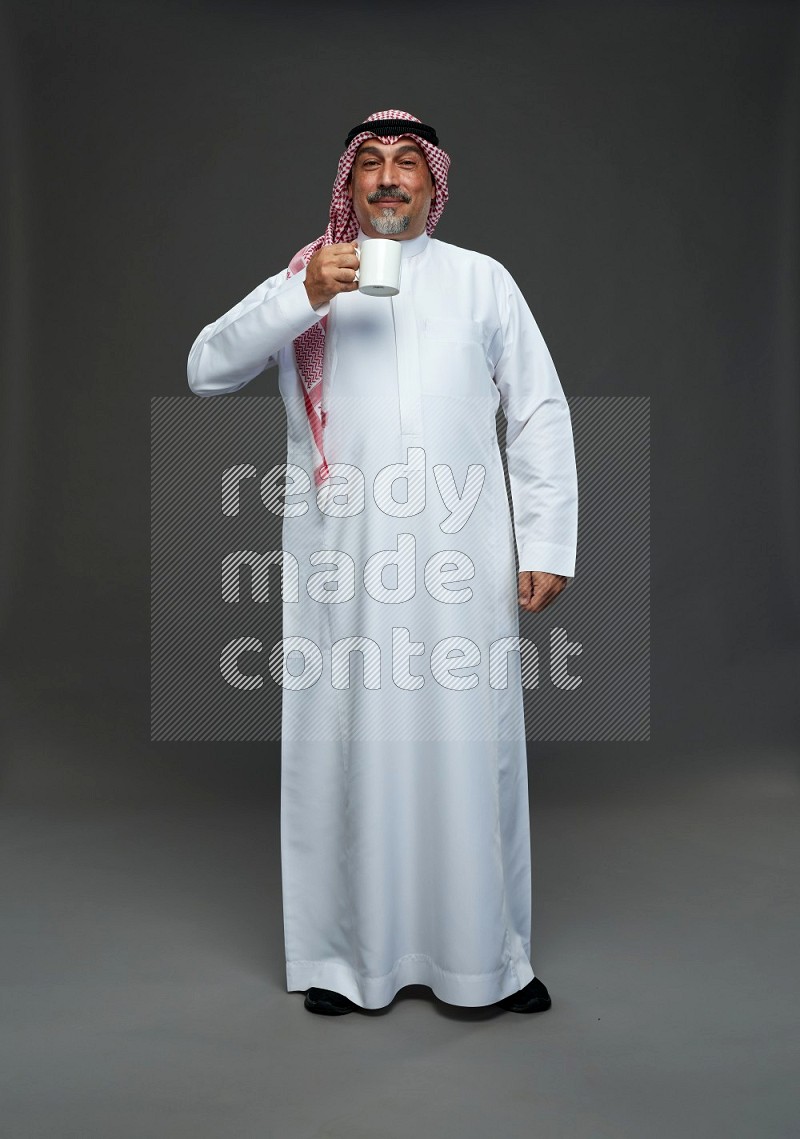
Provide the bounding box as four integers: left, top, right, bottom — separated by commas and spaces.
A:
1, 1, 797, 1136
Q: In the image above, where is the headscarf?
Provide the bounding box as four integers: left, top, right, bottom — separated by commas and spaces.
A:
286, 109, 451, 488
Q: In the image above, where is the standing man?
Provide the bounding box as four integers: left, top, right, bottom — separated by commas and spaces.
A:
187, 110, 578, 1016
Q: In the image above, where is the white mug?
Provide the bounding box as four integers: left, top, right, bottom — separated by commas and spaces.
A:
354, 239, 402, 297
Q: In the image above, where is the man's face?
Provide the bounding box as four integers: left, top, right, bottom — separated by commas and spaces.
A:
346, 137, 435, 240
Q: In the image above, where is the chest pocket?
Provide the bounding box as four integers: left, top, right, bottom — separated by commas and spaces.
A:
419, 316, 492, 401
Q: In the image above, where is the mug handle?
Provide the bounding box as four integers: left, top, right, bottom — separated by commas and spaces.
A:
353, 243, 360, 283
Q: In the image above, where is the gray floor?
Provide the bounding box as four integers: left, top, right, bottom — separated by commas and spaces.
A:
1, 685, 797, 1138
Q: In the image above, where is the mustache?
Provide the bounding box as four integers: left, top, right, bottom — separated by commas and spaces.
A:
367, 188, 411, 203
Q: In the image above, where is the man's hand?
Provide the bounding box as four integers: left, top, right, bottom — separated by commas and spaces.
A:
518, 570, 567, 613
304, 243, 360, 309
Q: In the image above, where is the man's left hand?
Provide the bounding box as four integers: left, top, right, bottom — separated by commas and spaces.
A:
518, 570, 567, 613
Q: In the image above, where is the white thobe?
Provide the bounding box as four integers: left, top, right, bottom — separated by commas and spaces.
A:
187, 228, 578, 1008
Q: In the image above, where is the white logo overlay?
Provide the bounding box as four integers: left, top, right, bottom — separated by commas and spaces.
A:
216, 446, 583, 695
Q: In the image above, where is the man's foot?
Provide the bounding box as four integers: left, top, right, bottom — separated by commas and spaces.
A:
495, 975, 552, 1013
304, 987, 355, 1015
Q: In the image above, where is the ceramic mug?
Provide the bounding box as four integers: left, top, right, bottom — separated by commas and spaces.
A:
354, 239, 402, 297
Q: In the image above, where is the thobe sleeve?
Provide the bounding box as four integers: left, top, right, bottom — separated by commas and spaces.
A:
492, 267, 578, 581
187, 264, 328, 396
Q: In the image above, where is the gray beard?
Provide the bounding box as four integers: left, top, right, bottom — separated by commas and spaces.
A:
369, 210, 411, 236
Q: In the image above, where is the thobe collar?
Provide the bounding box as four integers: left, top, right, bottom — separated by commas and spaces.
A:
356, 227, 430, 260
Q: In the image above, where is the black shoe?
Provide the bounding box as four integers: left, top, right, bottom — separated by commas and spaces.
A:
495, 975, 552, 1013
304, 987, 355, 1015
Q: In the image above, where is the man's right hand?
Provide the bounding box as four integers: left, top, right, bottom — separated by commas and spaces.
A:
304, 243, 359, 310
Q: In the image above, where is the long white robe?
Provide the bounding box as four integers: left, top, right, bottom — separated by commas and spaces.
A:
187, 228, 578, 1008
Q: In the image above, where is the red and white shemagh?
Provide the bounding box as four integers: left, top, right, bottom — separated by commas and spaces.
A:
286, 109, 451, 489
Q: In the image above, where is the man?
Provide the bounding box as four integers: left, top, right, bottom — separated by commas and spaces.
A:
187, 110, 578, 1016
